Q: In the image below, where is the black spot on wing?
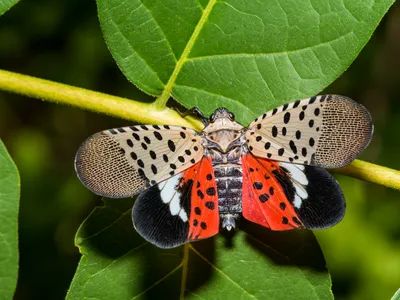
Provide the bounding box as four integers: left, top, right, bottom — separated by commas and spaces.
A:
259, 194, 269, 203
293, 100, 301, 108
130, 152, 137, 160
126, 139, 133, 147
137, 159, 145, 168
144, 136, 151, 144
283, 112, 291, 124
151, 164, 157, 174
168, 140, 176, 152
272, 126, 278, 137
132, 133, 140, 141
153, 131, 163, 140
205, 201, 215, 210
289, 140, 297, 154
253, 182, 263, 190
206, 187, 216, 196
149, 150, 157, 159
197, 190, 204, 199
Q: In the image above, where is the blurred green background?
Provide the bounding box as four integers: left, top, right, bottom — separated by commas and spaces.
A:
0, 0, 399, 299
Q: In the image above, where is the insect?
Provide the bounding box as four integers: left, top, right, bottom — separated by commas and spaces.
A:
75, 95, 373, 248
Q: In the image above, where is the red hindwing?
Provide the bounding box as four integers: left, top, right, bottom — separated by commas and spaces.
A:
182, 157, 219, 241
241, 154, 303, 230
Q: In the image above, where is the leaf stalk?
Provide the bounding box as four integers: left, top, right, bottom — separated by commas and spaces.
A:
0, 69, 203, 128
333, 159, 400, 190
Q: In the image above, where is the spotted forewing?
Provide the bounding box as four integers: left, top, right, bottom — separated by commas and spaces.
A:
246, 95, 372, 168
75, 125, 204, 198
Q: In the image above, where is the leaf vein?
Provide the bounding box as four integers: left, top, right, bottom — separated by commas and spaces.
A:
252, 58, 277, 100
155, 0, 218, 108
138, 0, 178, 61
132, 264, 183, 299
189, 245, 258, 299
187, 31, 354, 62
105, 4, 165, 86
78, 207, 131, 243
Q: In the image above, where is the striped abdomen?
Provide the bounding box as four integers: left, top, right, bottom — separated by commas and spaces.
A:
213, 162, 242, 230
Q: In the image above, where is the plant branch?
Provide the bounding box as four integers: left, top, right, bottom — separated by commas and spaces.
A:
332, 159, 400, 190
179, 244, 190, 300
0, 69, 203, 129
0, 69, 399, 190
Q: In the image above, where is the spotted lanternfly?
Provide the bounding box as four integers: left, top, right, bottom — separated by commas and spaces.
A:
75, 95, 373, 248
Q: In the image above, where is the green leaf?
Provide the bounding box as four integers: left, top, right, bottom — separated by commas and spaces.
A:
392, 289, 400, 300
0, 140, 20, 298
67, 198, 332, 299
98, 0, 395, 123
0, 0, 20, 16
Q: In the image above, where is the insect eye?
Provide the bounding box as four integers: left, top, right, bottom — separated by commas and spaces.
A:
229, 112, 235, 120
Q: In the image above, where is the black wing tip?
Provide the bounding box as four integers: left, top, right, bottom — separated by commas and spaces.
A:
132, 212, 187, 249
302, 201, 346, 229
132, 187, 188, 249
132, 220, 186, 249
297, 166, 346, 229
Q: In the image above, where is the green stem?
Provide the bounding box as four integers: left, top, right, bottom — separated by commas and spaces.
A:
333, 159, 400, 191
0, 69, 203, 129
0, 69, 399, 191
179, 244, 190, 300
